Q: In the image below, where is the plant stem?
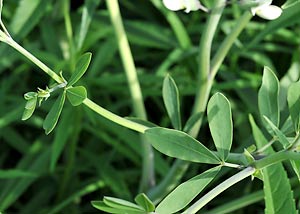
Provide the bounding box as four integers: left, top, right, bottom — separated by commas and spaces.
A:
83, 98, 148, 133
106, 0, 154, 192
254, 150, 300, 169
5, 37, 64, 84
183, 167, 255, 214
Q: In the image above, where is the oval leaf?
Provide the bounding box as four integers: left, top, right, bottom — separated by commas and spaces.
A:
43, 92, 66, 135
258, 66, 280, 130
163, 74, 182, 130
134, 193, 155, 212
207, 93, 233, 161
66, 86, 87, 106
67, 52, 92, 86
287, 81, 300, 132
22, 96, 37, 120
144, 127, 220, 164
156, 166, 221, 214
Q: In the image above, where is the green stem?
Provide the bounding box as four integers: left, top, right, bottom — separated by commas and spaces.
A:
183, 167, 255, 214
210, 11, 253, 78
106, 0, 154, 192
5, 37, 64, 83
254, 150, 300, 169
83, 98, 148, 133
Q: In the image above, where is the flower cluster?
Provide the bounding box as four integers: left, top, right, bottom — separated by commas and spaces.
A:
162, 0, 282, 20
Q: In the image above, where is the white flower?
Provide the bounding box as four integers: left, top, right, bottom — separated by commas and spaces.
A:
162, 0, 208, 13
251, 0, 282, 20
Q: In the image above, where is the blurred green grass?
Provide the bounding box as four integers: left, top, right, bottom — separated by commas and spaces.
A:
0, 0, 299, 213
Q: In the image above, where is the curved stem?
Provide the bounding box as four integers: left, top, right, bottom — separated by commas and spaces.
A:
183, 167, 255, 214
83, 98, 148, 134
106, 0, 154, 192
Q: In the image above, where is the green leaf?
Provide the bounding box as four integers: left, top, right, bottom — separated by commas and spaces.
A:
91, 201, 144, 214
290, 160, 300, 182
282, 0, 300, 9
249, 115, 297, 214
156, 166, 221, 214
22, 96, 37, 120
67, 52, 92, 86
207, 93, 233, 161
43, 92, 66, 135
258, 66, 280, 130
66, 86, 87, 106
144, 127, 220, 164
287, 81, 300, 132
0, 169, 37, 179
103, 197, 144, 211
183, 112, 203, 133
162, 74, 182, 130
134, 193, 155, 212
10, 0, 52, 39
263, 116, 290, 148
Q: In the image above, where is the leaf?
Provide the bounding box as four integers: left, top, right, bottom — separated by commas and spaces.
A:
183, 112, 203, 133
162, 74, 182, 130
287, 81, 300, 132
91, 201, 144, 214
134, 193, 155, 212
156, 166, 221, 214
0, 169, 37, 179
207, 93, 233, 161
43, 92, 66, 135
282, 0, 300, 9
22, 96, 37, 120
10, 0, 52, 39
263, 116, 290, 148
103, 197, 144, 211
144, 127, 220, 164
258, 66, 280, 131
290, 160, 300, 182
66, 86, 87, 106
67, 52, 92, 87
249, 115, 297, 214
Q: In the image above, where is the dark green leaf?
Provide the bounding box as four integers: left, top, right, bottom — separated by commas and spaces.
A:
0, 169, 37, 179
287, 81, 300, 132
67, 52, 92, 86
134, 193, 155, 212
144, 127, 220, 164
43, 92, 66, 135
258, 66, 280, 130
66, 86, 87, 106
163, 74, 182, 130
156, 166, 221, 214
207, 93, 233, 161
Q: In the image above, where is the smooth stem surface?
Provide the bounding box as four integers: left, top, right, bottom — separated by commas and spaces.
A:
254, 150, 300, 169
183, 167, 255, 214
83, 98, 148, 133
6, 37, 64, 84
106, 0, 154, 192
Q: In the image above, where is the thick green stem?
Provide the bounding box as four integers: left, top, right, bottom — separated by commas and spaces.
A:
106, 0, 154, 192
254, 150, 300, 169
183, 167, 255, 214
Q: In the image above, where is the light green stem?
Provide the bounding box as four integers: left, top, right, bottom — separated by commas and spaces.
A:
254, 150, 300, 169
106, 0, 154, 192
83, 98, 148, 133
183, 167, 255, 214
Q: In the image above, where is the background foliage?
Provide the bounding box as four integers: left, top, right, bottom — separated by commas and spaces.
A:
0, 0, 300, 213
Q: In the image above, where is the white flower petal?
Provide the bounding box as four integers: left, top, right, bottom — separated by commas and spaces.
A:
184, 0, 206, 13
255, 5, 282, 20
162, 0, 185, 11
250, 0, 273, 15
